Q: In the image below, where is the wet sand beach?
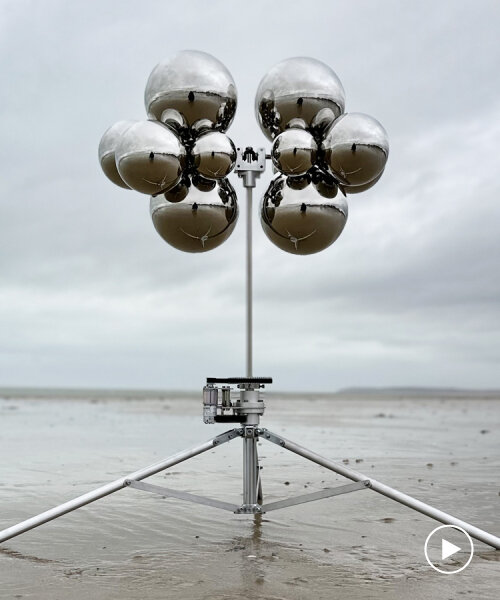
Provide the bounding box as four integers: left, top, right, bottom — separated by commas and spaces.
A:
0, 389, 499, 599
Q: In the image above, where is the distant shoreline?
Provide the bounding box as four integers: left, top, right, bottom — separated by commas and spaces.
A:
1, 386, 499, 401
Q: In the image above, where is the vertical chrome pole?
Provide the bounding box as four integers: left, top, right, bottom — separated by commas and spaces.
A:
255, 442, 263, 504
243, 435, 257, 505
236, 149, 266, 508
246, 186, 253, 377
236, 147, 264, 376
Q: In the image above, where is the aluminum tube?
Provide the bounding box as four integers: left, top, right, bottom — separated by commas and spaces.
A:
268, 432, 500, 549
255, 443, 263, 504
243, 437, 257, 505
246, 186, 253, 377
0, 438, 217, 543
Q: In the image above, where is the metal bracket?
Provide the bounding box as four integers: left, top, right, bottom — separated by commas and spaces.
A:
125, 480, 239, 513
212, 428, 241, 446
235, 146, 267, 188
261, 481, 369, 513
243, 426, 258, 439
235, 503, 262, 514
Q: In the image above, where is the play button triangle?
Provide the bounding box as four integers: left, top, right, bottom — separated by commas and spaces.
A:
442, 538, 461, 560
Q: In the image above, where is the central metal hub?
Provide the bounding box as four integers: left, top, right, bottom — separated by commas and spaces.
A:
234, 147, 267, 188
202, 377, 272, 425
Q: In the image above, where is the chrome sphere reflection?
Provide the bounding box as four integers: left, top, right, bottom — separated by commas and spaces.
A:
192, 173, 216, 192
192, 131, 236, 179
164, 177, 190, 203
310, 108, 338, 138
271, 129, 317, 176
255, 57, 345, 141
322, 113, 389, 186
115, 121, 186, 195
260, 175, 348, 255
314, 179, 338, 198
150, 178, 238, 253
310, 166, 338, 198
286, 174, 310, 190
98, 120, 136, 189
145, 50, 237, 133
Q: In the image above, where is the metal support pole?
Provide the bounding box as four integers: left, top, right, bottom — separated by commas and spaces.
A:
0, 429, 238, 543
235, 146, 265, 377
255, 443, 263, 505
243, 435, 258, 505
246, 185, 253, 377
262, 429, 500, 549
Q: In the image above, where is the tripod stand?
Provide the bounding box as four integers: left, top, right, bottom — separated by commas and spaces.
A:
1, 375, 499, 548
1, 149, 499, 550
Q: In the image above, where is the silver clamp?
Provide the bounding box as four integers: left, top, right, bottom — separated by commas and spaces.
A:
235, 146, 267, 188
243, 425, 258, 438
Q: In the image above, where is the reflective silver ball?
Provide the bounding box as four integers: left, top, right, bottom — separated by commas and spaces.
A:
160, 108, 187, 134
150, 178, 238, 253
115, 120, 186, 195
192, 131, 236, 179
164, 178, 190, 203
271, 129, 317, 176
261, 175, 348, 255
322, 113, 389, 186
314, 179, 338, 198
255, 57, 345, 141
98, 120, 136, 189
192, 173, 216, 192
286, 174, 311, 190
145, 50, 237, 133
310, 107, 337, 138
310, 166, 338, 198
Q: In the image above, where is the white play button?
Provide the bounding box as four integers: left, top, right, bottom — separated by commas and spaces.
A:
424, 525, 474, 574
441, 538, 461, 560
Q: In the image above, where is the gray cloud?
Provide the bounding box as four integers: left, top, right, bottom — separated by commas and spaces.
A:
0, 0, 499, 390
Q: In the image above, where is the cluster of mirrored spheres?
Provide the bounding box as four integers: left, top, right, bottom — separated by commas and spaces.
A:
99, 50, 389, 255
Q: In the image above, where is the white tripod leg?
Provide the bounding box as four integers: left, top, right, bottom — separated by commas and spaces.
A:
0, 429, 239, 543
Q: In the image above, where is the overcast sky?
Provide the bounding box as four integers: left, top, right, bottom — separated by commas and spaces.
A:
0, 0, 499, 392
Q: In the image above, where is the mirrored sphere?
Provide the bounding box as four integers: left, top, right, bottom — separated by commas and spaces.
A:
160, 108, 187, 134
310, 165, 338, 198
192, 173, 216, 192
98, 120, 136, 189
115, 120, 186, 195
145, 50, 237, 133
271, 129, 317, 176
150, 178, 238, 253
322, 113, 389, 186
310, 107, 337, 137
260, 175, 348, 255
192, 131, 236, 179
314, 179, 338, 198
286, 174, 310, 190
255, 57, 345, 141
164, 177, 190, 203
